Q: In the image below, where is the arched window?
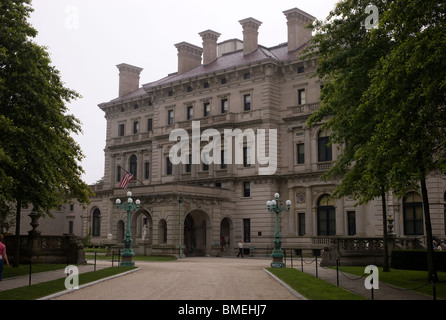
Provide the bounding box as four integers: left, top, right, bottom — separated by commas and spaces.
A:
129, 155, 137, 177
92, 208, 101, 237
317, 194, 336, 236
158, 219, 167, 244
403, 192, 423, 235
318, 130, 332, 162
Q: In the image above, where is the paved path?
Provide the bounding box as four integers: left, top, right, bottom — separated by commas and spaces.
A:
52, 257, 300, 300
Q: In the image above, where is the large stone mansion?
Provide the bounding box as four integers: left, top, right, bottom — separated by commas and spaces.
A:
16, 7, 446, 257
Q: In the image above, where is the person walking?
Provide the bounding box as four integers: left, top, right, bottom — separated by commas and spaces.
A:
237, 240, 244, 258
0, 234, 10, 289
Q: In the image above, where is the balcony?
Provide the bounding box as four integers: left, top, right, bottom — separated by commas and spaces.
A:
287, 102, 321, 116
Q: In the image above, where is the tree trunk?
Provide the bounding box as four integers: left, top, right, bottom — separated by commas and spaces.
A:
381, 186, 390, 272
13, 198, 21, 268
420, 175, 437, 283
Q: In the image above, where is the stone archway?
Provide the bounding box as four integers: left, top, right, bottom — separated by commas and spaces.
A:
184, 210, 210, 256
220, 217, 233, 254
131, 209, 153, 244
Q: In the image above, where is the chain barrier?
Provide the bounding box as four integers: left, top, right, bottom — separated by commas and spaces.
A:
282, 249, 444, 300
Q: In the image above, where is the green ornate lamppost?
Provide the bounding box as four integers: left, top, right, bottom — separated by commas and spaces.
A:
266, 193, 291, 268
115, 190, 140, 266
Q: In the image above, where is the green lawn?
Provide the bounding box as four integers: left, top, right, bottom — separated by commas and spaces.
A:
267, 267, 366, 300
0, 266, 137, 300
334, 266, 446, 299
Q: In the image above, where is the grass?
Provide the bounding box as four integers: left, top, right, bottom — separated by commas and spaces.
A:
0, 266, 137, 300
2, 264, 67, 279
334, 266, 446, 299
267, 267, 366, 300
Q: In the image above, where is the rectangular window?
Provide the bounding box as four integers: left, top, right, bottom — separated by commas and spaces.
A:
297, 143, 305, 164
117, 165, 121, 182
167, 110, 174, 125
166, 157, 172, 175
185, 154, 192, 173
318, 136, 332, 162
68, 221, 74, 234
133, 121, 139, 134
221, 99, 228, 113
347, 211, 356, 236
187, 106, 193, 120
243, 147, 251, 167
243, 218, 251, 242
298, 89, 306, 105
243, 94, 251, 111
298, 213, 305, 236
147, 118, 153, 132
203, 102, 210, 117
118, 124, 125, 137
144, 162, 150, 179
220, 150, 227, 169
243, 181, 250, 197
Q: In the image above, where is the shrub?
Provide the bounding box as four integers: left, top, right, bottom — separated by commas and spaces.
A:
391, 249, 446, 271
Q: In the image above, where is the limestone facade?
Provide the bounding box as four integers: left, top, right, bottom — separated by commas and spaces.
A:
80, 7, 446, 256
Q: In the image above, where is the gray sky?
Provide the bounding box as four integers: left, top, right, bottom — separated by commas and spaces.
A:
29, 0, 338, 184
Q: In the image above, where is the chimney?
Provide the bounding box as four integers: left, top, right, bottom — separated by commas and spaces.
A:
238, 17, 262, 55
116, 63, 143, 97
199, 30, 221, 65
283, 8, 316, 52
174, 42, 203, 74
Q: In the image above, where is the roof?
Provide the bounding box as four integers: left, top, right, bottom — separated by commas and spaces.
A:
102, 41, 309, 106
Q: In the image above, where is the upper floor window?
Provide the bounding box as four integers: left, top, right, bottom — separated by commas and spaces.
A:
203, 102, 211, 117
147, 118, 153, 131
187, 106, 194, 120
318, 130, 332, 162
221, 98, 229, 113
129, 155, 137, 177
118, 123, 125, 137
243, 94, 251, 111
298, 88, 306, 105
168, 110, 174, 125
133, 121, 139, 134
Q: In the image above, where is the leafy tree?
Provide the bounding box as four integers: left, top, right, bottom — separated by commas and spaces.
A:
303, 0, 446, 279
0, 0, 94, 266
302, 0, 395, 271
361, 0, 446, 281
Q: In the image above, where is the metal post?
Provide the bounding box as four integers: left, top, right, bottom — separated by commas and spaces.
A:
179, 196, 184, 259
315, 255, 318, 278
301, 253, 303, 272
336, 259, 339, 287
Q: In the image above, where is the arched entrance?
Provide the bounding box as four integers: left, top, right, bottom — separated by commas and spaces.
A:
184, 210, 210, 256
220, 217, 233, 254
131, 209, 153, 244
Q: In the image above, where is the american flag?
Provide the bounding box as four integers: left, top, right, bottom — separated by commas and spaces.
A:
119, 170, 134, 189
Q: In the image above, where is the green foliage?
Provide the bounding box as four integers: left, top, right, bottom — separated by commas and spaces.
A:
0, 0, 94, 217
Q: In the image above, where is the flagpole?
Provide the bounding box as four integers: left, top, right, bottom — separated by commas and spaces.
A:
120, 167, 146, 187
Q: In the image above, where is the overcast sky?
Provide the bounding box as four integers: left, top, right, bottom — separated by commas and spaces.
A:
29, 0, 339, 184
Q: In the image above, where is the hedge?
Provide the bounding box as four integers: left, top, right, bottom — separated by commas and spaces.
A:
391, 249, 446, 271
